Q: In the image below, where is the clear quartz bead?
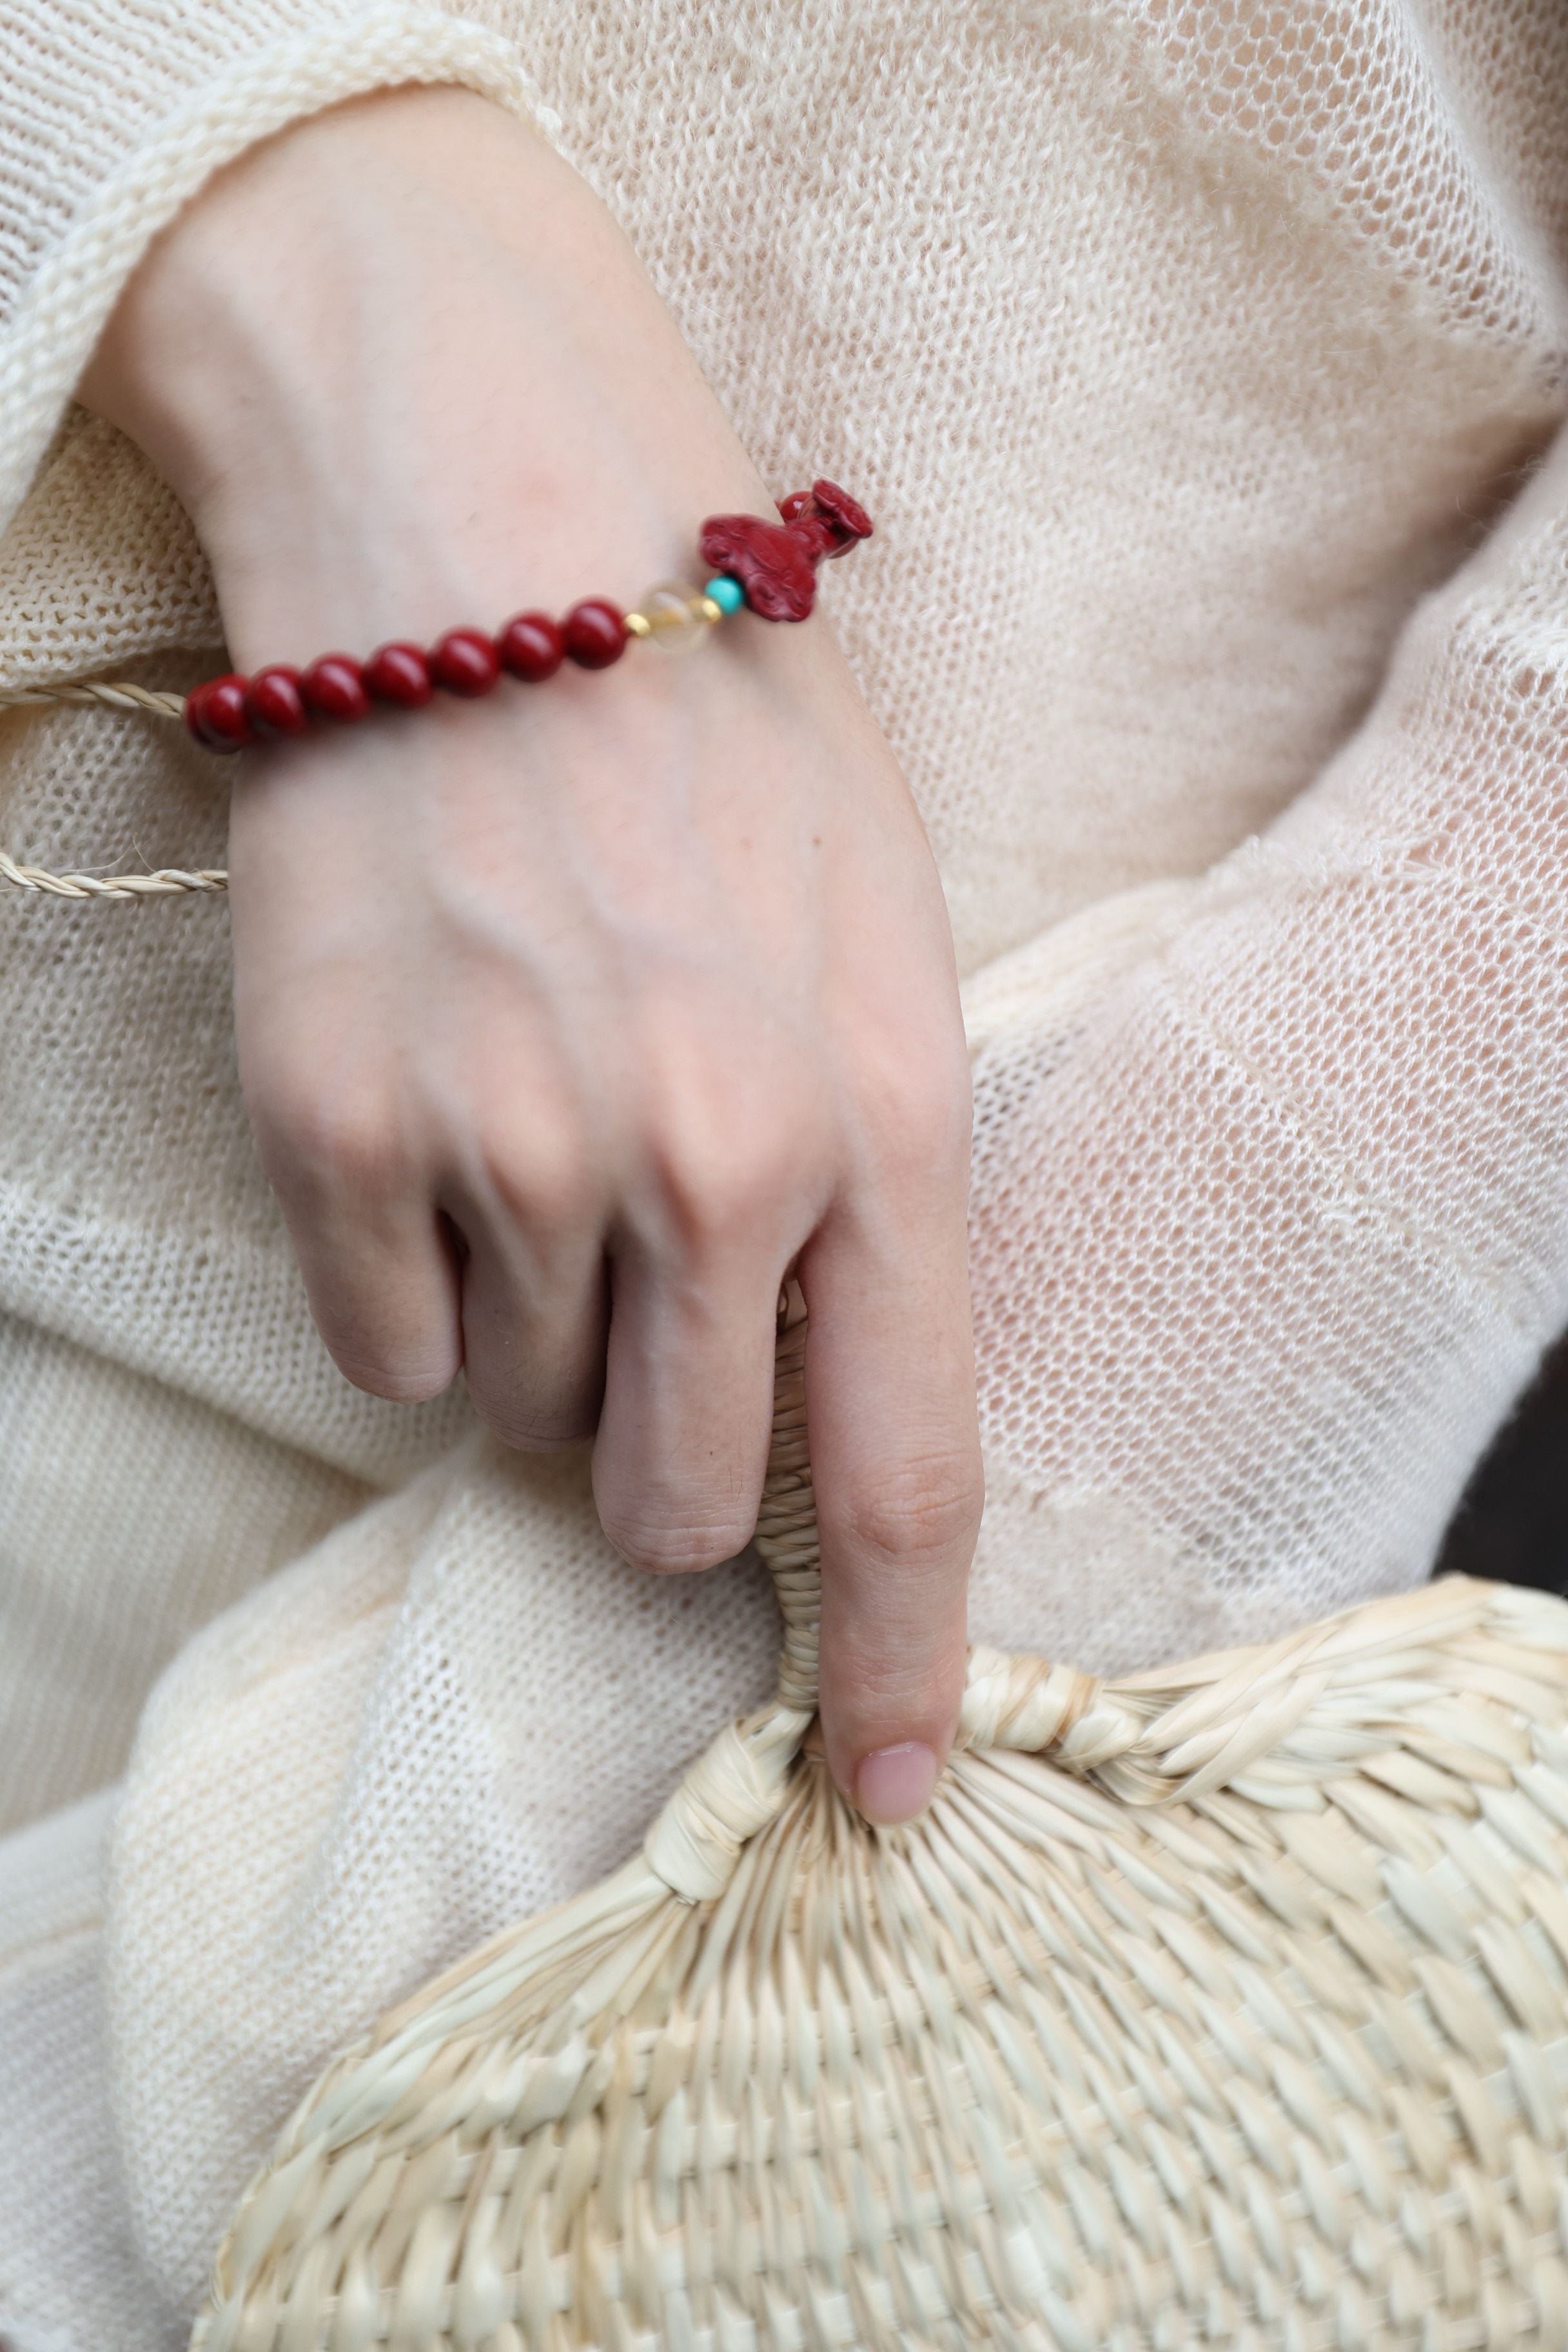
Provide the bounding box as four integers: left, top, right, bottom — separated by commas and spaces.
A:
638, 582, 712, 656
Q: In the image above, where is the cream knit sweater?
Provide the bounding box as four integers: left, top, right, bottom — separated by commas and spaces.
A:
3, 1, 1568, 2340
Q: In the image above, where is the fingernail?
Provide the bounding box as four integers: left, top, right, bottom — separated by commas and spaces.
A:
854, 1741, 939, 1825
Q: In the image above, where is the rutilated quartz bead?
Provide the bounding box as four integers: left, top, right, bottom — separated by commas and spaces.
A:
636, 582, 714, 656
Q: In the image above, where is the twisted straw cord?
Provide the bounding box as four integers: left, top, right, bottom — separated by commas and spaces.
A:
0, 680, 186, 719
0, 849, 228, 898
0, 676, 229, 896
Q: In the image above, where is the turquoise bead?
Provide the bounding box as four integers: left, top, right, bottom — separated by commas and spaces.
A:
703, 574, 745, 615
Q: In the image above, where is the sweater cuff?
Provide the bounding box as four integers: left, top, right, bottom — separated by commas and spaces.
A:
0, 8, 556, 536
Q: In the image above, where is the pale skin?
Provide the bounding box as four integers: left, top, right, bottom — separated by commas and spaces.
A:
81, 85, 982, 1825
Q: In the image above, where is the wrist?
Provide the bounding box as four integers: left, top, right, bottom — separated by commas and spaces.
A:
79, 86, 770, 664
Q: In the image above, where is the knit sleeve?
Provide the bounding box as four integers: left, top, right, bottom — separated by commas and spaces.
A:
963, 420, 1568, 1678
0, 0, 550, 534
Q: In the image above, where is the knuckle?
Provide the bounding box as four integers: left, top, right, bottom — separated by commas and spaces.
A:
858, 1027, 972, 1183
329, 1348, 455, 1407
251, 1060, 407, 1200
654, 1130, 793, 1248
470, 1385, 598, 1454
475, 1112, 594, 1236
823, 1651, 956, 1736
653, 1152, 785, 1260
837, 1453, 984, 1573
601, 1504, 756, 1577
313, 1313, 457, 1405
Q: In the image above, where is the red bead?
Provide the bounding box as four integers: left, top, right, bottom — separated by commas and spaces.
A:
186, 674, 254, 751
562, 599, 628, 670
300, 654, 370, 725
182, 683, 212, 744
366, 642, 433, 708
245, 665, 308, 739
429, 628, 501, 698
497, 611, 566, 683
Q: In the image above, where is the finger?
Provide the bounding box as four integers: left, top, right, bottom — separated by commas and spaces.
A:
593, 1242, 782, 1574
272, 1162, 463, 1403
237, 992, 464, 1401
430, 1081, 614, 1443
456, 1215, 609, 1446
801, 1197, 982, 1825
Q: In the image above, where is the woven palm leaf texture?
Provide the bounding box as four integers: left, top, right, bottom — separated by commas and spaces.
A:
195, 1311, 1568, 2351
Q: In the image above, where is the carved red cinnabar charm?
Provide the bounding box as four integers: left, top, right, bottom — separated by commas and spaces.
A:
696, 517, 818, 622
778, 479, 875, 554
699, 478, 874, 622
181, 480, 873, 751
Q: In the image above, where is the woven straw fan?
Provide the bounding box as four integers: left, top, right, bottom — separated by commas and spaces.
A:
196, 1300, 1568, 2351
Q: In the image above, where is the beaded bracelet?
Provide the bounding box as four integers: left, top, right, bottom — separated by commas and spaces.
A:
183, 479, 872, 752
0, 480, 870, 896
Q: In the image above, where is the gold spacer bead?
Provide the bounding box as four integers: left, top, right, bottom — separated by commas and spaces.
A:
624, 611, 652, 639
698, 596, 724, 624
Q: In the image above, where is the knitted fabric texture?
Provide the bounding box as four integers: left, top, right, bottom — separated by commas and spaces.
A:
2, 0, 1568, 2342
189, 1334, 1568, 2351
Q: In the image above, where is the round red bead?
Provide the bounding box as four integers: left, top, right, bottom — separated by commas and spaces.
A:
366, 642, 433, 708
562, 599, 628, 671
429, 628, 501, 698
497, 611, 565, 683
245, 665, 308, 740
186, 674, 253, 752
301, 654, 371, 725
182, 683, 212, 744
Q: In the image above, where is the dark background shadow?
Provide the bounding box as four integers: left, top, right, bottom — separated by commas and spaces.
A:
1435, 1335, 1568, 1591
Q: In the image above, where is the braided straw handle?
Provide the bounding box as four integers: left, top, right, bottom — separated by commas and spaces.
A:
642, 1296, 1500, 1911
740, 1293, 1531, 1843
754, 1291, 821, 1713
752, 1295, 1153, 1788
0, 678, 227, 897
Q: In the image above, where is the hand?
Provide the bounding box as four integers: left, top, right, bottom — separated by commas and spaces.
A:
80, 87, 982, 1821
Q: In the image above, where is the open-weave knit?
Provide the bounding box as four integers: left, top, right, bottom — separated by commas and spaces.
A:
3, 3, 1568, 2344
